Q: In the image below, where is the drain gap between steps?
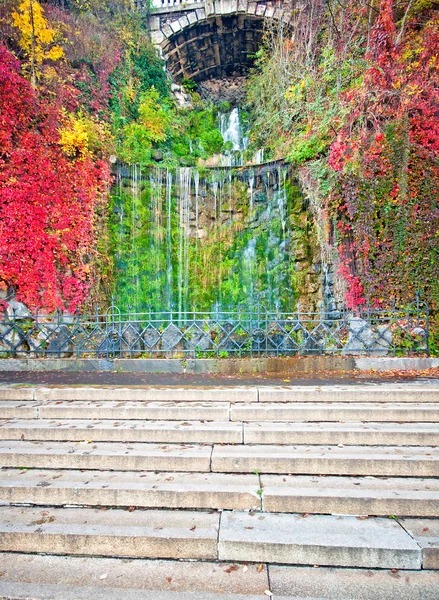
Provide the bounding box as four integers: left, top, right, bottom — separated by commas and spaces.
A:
217, 510, 222, 561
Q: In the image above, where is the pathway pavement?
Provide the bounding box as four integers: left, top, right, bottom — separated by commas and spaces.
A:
1, 370, 439, 386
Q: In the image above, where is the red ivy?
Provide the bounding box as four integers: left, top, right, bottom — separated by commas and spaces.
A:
0, 46, 109, 312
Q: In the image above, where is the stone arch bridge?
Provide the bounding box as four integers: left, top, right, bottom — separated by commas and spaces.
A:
148, 0, 293, 82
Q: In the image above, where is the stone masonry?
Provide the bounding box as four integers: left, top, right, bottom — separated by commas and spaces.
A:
149, 0, 294, 81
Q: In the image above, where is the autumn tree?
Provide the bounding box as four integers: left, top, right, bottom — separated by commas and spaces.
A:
12, 0, 64, 87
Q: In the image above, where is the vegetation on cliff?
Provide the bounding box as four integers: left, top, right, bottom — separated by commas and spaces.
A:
248, 0, 439, 322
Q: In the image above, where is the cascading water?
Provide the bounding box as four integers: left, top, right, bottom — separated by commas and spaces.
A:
113, 161, 296, 314
219, 107, 249, 166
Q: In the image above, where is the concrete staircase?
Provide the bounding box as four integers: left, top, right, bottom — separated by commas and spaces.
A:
0, 383, 438, 599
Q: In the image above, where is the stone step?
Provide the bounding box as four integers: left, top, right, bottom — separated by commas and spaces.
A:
0, 440, 212, 472
33, 387, 257, 403
3, 440, 437, 476
5, 416, 439, 445
244, 422, 439, 446
0, 419, 242, 444
4, 400, 439, 423
0, 400, 231, 421
0, 556, 437, 600
268, 564, 439, 599
0, 401, 40, 419
0, 506, 219, 560
0, 554, 270, 600
232, 402, 439, 422
2, 419, 437, 446
2, 469, 437, 518
3, 385, 439, 404
218, 511, 422, 569
399, 518, 439, 569
0, 469, 261, 510
0, 387, 34, 401
260, 475, 439, 516
211, 444, 439, 476
0, 507, 424, 569
259, 386, 439, 403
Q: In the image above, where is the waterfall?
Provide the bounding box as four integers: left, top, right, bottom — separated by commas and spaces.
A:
114, 161, 297, 314
219, 108, 249, 167
178, 167, 191, 322
166, 169, 173, 312
253, 148, 265, 165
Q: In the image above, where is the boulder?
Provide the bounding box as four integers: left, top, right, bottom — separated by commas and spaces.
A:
342, 317, 393, 356
6, 299, 32, 320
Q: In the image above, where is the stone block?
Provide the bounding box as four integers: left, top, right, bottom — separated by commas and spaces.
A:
258, 385, 439, 403
0, 386, 35, 401
264, 5, 274, 18
243, 421, 439, 447
34, 386, 257, 402
0, 440, 212, 472
170, 19, 182, 33
211, 444, 439, 477
0, 554, 270, 600
0, 418, 243, 444
260, 475, 439, 517
162, 23, 173, 37
114, 359, 184, 373
151, 31, 165, 45
187, 10, 198, 24
218, 512, 421, 569
399, 519, 439, 569
269, 565, 439, 600
178, 15, 189, 28
0, 506, 219, 560
149, 16, 161, 30
0, 470, 261, 511
38, 400, 230, 421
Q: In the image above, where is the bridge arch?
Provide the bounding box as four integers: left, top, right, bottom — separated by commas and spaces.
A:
149, 0, 292, 82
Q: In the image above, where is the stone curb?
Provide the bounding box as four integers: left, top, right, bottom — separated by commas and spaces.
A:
0, 356, 438, 373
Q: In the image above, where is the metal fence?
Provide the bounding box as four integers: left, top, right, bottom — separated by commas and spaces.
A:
0, 298, 429, 358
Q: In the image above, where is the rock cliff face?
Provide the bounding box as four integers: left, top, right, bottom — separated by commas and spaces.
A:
198, 77, 247, 106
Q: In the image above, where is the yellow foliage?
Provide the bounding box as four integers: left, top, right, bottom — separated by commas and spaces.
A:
58, 112, 113, 159
12, 0, 64, 79
58, 112, 90, 158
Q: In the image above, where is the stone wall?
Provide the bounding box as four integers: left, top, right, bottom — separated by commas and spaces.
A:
149, 0, 294, 81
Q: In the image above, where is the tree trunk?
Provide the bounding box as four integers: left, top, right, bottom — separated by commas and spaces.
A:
29, 0, 36, 88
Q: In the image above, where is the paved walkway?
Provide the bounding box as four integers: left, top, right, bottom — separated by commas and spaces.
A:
1, 370, 439, 386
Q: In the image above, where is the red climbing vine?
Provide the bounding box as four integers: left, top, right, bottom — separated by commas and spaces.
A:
0, 46, 109, 312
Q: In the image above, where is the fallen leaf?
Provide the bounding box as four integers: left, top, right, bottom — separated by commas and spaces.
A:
224, 565, 239, 573
257, 564, 264, 572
